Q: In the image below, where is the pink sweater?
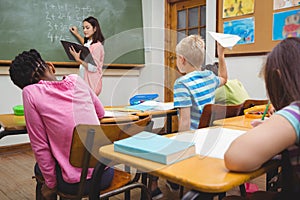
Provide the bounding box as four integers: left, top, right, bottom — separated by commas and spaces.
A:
22, 74, 105, 189
84, 42, 104, 96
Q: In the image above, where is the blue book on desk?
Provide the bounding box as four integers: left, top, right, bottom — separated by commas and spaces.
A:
114, 131, 196, 164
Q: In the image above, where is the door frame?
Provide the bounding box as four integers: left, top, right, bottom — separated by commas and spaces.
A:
164, 0, 206, 102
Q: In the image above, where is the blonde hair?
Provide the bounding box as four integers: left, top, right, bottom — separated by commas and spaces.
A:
176, 35, 205, 69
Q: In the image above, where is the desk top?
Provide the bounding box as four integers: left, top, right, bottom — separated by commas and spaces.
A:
0, 113, 139, 131
0, 114, 26, 131
0, 106, 177, 131
99, 126, 279, 193
135, 109, 177, 117
213, 115, 254, 129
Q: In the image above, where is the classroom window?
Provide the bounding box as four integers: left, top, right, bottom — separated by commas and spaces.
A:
188, 7, 198, 27
176, 4, 206, 43
177, 10, 186, 29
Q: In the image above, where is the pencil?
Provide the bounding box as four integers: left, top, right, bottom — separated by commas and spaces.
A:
261, 102, 270, 120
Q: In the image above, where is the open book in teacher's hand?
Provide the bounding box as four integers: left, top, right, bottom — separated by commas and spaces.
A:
60, 40, 96, 65
114, 131, 196, 165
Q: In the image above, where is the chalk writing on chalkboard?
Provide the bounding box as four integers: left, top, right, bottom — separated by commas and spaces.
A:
44, 2, 95, 45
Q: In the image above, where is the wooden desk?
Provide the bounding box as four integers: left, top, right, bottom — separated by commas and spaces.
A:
0, 107, 177, 139
0, 114, 27, 139
105, 106, 178, 133
0, 113, 139, 139
213, 115, 254, 129
135, 109, 178, 133
99, 126, 280, 196
100, 115, 139, 124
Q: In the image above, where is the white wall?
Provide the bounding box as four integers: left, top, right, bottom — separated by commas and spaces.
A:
206, 0, 267, 99
0, 0, 267, 146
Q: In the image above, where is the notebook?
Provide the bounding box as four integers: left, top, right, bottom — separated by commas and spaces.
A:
60, 40, 96, 65
114, 131, 196, 164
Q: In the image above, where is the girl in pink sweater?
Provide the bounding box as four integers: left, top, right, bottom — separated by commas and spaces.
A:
9, 49, 113, 199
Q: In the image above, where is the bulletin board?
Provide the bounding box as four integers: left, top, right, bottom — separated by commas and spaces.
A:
217, 0, 300, 56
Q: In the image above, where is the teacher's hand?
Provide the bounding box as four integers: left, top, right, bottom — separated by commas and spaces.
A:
69, 46, 81, 63
69, 26, 78, 35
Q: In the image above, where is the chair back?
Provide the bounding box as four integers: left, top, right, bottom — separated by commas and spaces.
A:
198, 103, 243, 128
241, 99, 269, 114
69, 115, 153, 168
66, 115, 153, 199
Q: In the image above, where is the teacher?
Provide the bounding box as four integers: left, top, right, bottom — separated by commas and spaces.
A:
69, 16, 105, 96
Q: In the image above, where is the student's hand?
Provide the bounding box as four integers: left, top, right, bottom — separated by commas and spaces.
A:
41, 184, 57, 200
250, 118, 269, 127
268, 104, 275, 116
69, 26, 78, 35
69, 46, 81, 62
216, 43, 225, 58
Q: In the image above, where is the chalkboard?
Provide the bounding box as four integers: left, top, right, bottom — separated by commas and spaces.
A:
0, 0, 144, 64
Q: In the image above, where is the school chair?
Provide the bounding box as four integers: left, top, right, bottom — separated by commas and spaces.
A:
33, 115, 153, 200
198, 103, 244, 128
240, 99, 269, 115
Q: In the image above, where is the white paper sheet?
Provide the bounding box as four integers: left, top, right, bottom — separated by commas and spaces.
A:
208, 31, 241, 50
104, 110, 134, 117
171, 127, 246, 159
126, 101, 174, 111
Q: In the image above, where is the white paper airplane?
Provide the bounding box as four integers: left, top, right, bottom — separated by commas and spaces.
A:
208, 31, 241, 50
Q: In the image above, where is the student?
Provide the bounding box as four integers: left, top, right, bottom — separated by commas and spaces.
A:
9, 49, 114, 199
69, 16, 105, 96
151, 35, 228, 199
174, 34, 228, 131
202, 62, 250, 105
223, 37, 300, 199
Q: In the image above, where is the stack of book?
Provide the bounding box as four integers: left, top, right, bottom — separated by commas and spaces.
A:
114, 131, 196, 165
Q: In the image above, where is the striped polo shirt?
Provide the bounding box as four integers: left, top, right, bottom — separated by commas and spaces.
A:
173, 70, 220, 129
277, 102, 300, 145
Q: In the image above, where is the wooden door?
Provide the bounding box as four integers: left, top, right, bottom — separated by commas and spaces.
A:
164, 0, 206, 102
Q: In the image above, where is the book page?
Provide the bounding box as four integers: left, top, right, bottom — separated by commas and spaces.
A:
172, 127, 246, 159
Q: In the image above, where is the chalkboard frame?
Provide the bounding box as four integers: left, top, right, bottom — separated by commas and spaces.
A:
0, 0, 145, 66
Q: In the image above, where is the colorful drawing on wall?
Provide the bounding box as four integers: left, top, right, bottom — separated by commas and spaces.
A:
273, 0, 300, 10
272, 9, 300, 40
223, 0, 255, 18
223, 17, 255, 44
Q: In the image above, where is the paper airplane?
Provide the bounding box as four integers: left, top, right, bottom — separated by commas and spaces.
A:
208, 31, 241, 50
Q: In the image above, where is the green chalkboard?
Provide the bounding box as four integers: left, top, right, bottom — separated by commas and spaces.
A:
0, 0, 144, 64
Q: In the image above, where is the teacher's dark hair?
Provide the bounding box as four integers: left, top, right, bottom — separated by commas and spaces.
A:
261, 37, 300, 110
9, 49, 48, 89
83, 16, 105, 45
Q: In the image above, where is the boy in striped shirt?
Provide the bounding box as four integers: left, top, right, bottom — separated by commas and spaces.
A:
174, 35, 228, 131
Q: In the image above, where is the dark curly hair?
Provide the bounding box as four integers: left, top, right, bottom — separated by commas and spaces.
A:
9, 49, 48, 89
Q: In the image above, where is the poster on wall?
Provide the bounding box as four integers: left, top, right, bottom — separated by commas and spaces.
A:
273, 0, 300, 10
223, 17, 255, 44
222, 0, 255, 18
272, 9, 300, 40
